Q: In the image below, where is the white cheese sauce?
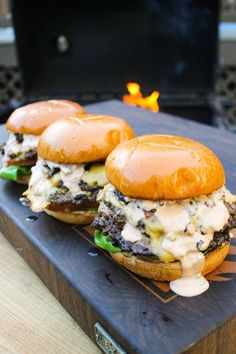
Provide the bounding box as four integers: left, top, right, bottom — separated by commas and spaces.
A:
124, 203, 145, 227
121, 223, 142, 242
2, 133, 39, 164
99, 183, 235, 297
170, 251, 209, 297
44, 160, 85, 195
26, 158, 108, 213
27, 162, 52, 211
27, 158, 85, 212
155, 204, 189, 233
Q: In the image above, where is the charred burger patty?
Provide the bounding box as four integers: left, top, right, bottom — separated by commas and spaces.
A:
1, 133, 39, 165
93, 185, 236, 258
0, 133, 39, 182
0, 99, 86, 184
91, 134, 236, 297
24, 113, 135, 224
25, 158, 107, 213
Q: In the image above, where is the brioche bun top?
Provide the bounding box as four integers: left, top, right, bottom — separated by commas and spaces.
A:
105, 135, 225, 200
6, 100, 86, 135
38, 114, 135, 163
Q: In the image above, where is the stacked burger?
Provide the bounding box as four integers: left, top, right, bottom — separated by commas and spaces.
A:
92, 135, 236, 297
25, 115, 134, 224
0, 100, 85, 184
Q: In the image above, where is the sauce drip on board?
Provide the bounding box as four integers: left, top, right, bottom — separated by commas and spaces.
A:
170, 251, 209, 297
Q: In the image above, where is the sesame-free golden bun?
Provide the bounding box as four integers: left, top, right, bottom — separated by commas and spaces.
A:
45, 209, 97, 225
38, 114, 135, 164
105, 135, 225, 200
6, 100, 86, 135
111, 244, 229, 281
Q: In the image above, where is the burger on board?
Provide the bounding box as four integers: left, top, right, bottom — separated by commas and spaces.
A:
25, 114, 134, 224
0, 100, 85, 184
92, 135, 236, 297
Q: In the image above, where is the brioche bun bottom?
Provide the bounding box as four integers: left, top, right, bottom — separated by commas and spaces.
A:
17, 173, 31, 185
111, 244, 229, 281
45, 208, 97, 224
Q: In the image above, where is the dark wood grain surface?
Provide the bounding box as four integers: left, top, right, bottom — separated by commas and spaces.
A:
0, 100, 236, 354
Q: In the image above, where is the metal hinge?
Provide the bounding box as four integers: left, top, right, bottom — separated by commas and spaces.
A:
94, 322, 126, 354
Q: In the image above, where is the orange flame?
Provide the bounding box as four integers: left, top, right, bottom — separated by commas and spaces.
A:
123, 82, 160, 112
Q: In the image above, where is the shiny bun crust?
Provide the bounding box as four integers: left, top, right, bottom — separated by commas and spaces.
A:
38, 115, 135, 163
6, 100, 86, 135
111, 244, 229, 281
105, 135, 225, 200
45, 209, 97, 224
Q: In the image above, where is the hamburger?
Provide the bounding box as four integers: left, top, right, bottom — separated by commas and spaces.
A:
25, 114, 134, 224
0, 100, 85, 184
92, 135, 236, 297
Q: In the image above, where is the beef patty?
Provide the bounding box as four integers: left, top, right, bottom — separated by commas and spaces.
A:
92, 195, 236, 257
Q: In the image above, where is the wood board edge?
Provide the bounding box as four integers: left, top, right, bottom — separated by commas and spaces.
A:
0, 210, 136, 354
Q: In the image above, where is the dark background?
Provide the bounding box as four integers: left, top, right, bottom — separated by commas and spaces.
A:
12, 1, 219, 98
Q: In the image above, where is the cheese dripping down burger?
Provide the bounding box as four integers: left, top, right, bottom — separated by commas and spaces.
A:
25, 115, 134, 224
92, 135, 236, 297
0, 100, 85, 184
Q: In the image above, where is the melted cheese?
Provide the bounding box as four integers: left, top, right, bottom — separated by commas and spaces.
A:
44, 160, 85, 195
161, 232, 212, 258
121, 223, 142, 242
81, 164, 108, 187
98, 184, 123, 208
225, 188, 236, 203
101, 184, 230, 258
2, 133, 39, 164
197, 202, 229, 233
27, 162, 52, 211
155, 205, 189, 233
26, 158, 107, 212
98, 183, 234, 297
124, 203, 145, 226
138, 200, 158, 211
151, 238, 175, 262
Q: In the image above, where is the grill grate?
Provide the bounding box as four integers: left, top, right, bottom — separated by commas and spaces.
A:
0, 65, 236, 131
0, 66, 23, 105
219, 66, 236, 100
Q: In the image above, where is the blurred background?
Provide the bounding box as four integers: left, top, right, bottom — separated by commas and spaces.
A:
0, 0, 235, 132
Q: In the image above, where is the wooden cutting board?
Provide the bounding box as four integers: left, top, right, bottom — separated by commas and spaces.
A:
0, 100, 236, 354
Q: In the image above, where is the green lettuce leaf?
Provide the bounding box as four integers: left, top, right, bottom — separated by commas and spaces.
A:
202, 242, 230, 255
94, 230, 121, 253
0, 165, 31, 182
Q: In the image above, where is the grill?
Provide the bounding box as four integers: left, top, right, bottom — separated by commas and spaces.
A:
9, 0, 220, 124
